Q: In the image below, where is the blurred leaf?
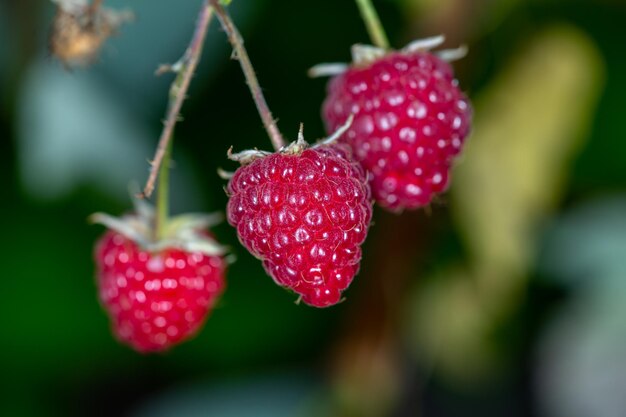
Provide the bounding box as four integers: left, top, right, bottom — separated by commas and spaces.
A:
411, 267, 502, 379
410, 25, 604, 384
97, 0, 238, 110
540, 196, 626, 286
452, 24, 603, 306
16, 60, 204, 211
397, 0, 522, 41
536, 196, 626, 417
17, 61, 153, 200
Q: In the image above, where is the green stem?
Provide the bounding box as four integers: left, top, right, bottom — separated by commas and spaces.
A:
355, 0, 390, 49
209, 0, 286, 151
155, 138, 172, 240
143, 1, 213, 240
142, 2, 213, 200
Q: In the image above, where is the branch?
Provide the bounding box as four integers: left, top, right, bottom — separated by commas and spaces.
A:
141, 0, 214, 199
209, 0, 286, 151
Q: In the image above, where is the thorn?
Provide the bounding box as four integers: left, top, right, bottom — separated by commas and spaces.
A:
156, 59, 183, 76
171, 60, 183, 72
298, 123, 305, 142
155, 64, 172, 76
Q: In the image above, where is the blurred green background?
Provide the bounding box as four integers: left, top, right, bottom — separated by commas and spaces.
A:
1, 0, 625, 416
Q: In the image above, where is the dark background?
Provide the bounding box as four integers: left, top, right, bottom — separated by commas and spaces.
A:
1, 0, 625, 416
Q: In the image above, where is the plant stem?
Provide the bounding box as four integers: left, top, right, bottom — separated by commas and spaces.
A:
209, 0, 286, 151
142, 1, 213, 200
355, 0, 390, 49
155, 138, 172, 240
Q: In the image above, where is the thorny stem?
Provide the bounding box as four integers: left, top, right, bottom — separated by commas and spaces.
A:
209, 0, 286, 151
355, 0, 390, 49
141, 1, 213, 200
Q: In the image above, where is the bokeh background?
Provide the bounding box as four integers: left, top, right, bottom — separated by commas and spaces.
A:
1, 0, 625, 416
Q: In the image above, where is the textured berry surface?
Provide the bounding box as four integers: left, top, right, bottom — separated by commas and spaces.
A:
226, 144, 372, 307
323, 51, 472, 210
95, 231, 226, 352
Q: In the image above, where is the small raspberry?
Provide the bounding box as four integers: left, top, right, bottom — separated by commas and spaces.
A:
321, 40, 472, 210
226, 140, 372, 308
93, 208, 226, 352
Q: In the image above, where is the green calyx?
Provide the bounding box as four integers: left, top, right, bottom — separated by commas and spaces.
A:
90, 197, 225, 256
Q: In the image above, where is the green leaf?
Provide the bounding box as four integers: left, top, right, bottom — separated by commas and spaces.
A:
451, 24, 604, 306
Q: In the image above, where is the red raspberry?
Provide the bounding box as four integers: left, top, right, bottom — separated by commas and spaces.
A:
226, 142, 372, 308
93, 211, 226, 352
322, 46, 472, 210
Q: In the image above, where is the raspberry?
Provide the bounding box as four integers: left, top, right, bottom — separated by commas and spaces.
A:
93, 210, 226, 352
321, 42, 472, 210
226, 141, 372, 308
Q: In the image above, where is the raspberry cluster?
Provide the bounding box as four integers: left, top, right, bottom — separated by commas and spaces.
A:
226, 143, 372, 307
323, 50, 472, 210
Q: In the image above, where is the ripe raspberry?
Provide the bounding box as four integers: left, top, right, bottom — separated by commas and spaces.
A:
226, 141, 372, 308
93, 209, 226, 352
321, 40, 472, 210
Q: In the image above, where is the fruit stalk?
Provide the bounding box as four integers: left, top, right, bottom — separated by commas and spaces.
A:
209, 0, 286, 151
355, 0, 390, 49
142, 1, 214, 199
155, 138, 172, 240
